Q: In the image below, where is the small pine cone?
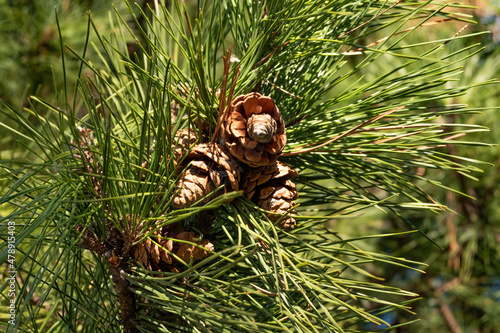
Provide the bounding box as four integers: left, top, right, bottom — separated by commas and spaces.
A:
72, 127, 103, 196
132, 226, 214, 270
140, 129, 197, 179
73, 127, 97, 163
258, 179, 298, 231
173, 143, 241, 208
173, 231, 214, 264
222, 93, 286, 167
172, 129, 198, 162
242, 162, 299, 230
133, 228, 173, 270
133, 238, 155, 270
241, 162, 298, 200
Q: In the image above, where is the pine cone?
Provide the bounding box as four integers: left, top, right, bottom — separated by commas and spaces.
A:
258, 179, 298, 230
241, 162, 298, 200
172, 129, 198, 162
133, 228, 172, 271
133, 226, 214, 270
73, 127, 97, 164
173, 142, 241, 208
173, 231, 214, 264
242, 162, 298, 230
222, 93, 286, 167
72, 127, 103, 196
140, 129, 197, 180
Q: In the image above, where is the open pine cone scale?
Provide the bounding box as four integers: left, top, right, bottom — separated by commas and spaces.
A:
222, 92, 287, 167
133, 225, 213, 271
241, 162, 299, 230
258, 178, 298, 231
173, 143, 240, 208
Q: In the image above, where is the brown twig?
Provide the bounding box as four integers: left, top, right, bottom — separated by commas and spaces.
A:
434, 277, 462, 333
212, 48, 241, 142
283, 105, 405, 156
109, 264, 139, 333
263, 78, 302, 99
344, 19, 454, 54
372, 130, 424, 144
77, 224, 139, 332
212, 48, 232, 142
414, 183, 445, 212
285, 114, 308, 128
445, 191, 461, 271
250, 283, 278, 297
337, 0, 403, 39
255, 41, 290, 67
226, 64, 241, 121
439, 301, 463, 333
436, 24, 469, 50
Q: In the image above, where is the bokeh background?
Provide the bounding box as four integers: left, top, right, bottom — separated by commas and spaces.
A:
1, 1, 499, 332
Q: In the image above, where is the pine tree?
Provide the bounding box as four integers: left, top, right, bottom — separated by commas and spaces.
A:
0, 1, 491, 332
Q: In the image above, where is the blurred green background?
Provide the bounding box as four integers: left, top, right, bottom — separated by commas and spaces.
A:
346, 1, 500, 331
0, 0, 499, 332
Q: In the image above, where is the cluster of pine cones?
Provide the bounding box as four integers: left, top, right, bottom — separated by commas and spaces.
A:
173, 92, 299, 230
74, 92, 298, 272
135, 92, 299, 271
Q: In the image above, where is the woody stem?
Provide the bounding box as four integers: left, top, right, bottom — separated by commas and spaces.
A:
109, 260, 138, 333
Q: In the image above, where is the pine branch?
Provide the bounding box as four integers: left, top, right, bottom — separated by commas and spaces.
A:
0, 1, 491, 332
109, 265, 138, 333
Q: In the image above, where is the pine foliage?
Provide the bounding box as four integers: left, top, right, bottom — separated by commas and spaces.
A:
0, 1, 491, 332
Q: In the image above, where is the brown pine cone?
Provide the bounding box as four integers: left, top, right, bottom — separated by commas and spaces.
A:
140, 129, 197, 179
241, 162, 298, 200
222, 93, 286, 167
72, 127, 103, 196
173, 231, 214, 264
172, 129, 198, 162
133, 228, 172, 271
133, 226, 214, 270
173, 142, 241, 208
258, 179, 298, 231
73, 127, 97, 164
242, 162, 298, 230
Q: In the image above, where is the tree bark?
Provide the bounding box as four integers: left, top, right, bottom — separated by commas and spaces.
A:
109, 264, 138, 333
